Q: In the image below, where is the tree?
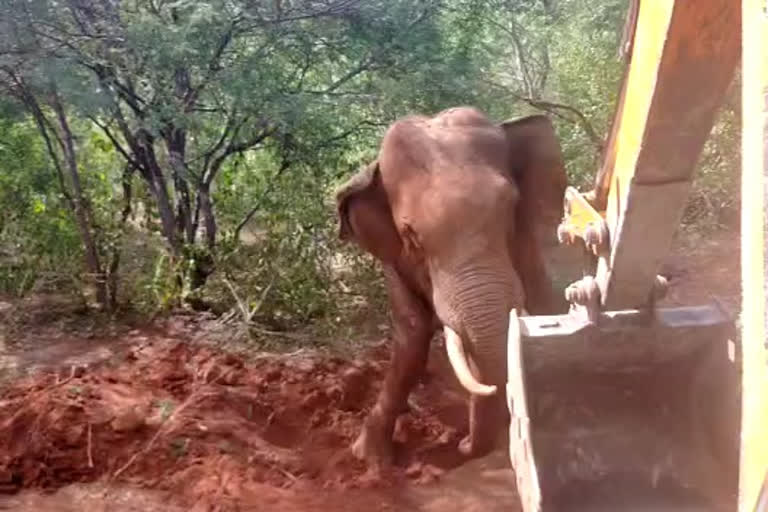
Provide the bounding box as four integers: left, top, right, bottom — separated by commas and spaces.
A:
460, 0, 628, 183
1, 0, 465, 295
0, 57, 113, 308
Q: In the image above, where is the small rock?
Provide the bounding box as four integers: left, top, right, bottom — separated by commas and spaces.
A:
301, 391, 324, 410
405, 461, 423, 479
111, 406, 145, 433
73, 365, 87, 378
63, 425, 85, 446
222, 369, 242, 386
223, 354, 244, 369
287, 357, 317, 373
163, 369, 189, 382
357, 467, 385, 488
339, 367, 369, 411
145, 414, 163, 428
87, 408, 113, 426
342, 366, 366, 386
425, 464, 443, 477
309, 411, 326, 427
436, 428, 458, 445
264, 368, 282, 382
417, 465, 442, 485
325, 385, 343, 402
202, 363, 222, 383
393, 416, 411, 444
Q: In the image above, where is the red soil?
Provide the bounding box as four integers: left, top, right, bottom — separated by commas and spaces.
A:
0, 228, 742, 512
0, 339, 465, 511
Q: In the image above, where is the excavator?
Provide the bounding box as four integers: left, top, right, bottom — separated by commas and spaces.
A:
504, 0, 768, 510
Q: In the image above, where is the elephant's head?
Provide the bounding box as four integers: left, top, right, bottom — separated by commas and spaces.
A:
335, 109, 566, 401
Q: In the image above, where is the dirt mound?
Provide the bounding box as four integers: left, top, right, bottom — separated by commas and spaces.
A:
0, 341, 461, 510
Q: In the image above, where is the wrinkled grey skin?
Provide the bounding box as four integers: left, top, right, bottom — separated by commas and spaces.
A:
335, 106, 567, 466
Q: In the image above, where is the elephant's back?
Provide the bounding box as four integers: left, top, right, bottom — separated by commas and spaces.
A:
379, 108, 510, 179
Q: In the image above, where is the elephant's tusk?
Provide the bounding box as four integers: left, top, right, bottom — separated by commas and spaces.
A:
443, 326, 498, 396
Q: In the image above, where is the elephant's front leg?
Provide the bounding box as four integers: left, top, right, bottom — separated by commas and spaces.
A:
459, 393, 508, 457
352, 266, 435, 466
459, 349, 510, 458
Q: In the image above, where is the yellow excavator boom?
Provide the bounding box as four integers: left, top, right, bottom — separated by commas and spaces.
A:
507, 1, 768, 510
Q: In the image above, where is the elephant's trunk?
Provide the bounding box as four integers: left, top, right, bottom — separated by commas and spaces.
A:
431, 258, 526, 396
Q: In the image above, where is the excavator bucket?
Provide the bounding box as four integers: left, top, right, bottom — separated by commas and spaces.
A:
509, 305, 740, 511
504, 0, 767, 510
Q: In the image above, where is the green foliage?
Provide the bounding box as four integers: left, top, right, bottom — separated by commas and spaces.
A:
684, 82, 741, 228
0, 116, 83, 296
0, 0, 740, 337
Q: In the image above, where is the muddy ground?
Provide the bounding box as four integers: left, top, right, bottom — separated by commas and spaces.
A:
0, 228, 741, 512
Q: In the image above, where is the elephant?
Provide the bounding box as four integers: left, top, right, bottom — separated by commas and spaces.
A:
334, 106, 567, 466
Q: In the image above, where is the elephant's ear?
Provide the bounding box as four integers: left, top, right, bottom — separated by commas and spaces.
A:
499, 114, 567, 236
500, 115, 568, 314
335, 160, 402, 263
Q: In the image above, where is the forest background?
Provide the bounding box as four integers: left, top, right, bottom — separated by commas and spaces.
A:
0, 0, 740, 344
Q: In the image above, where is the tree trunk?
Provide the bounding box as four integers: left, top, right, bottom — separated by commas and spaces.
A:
198, 184, 217, 250
49, 91, 109, 308
136, 130, 181, 256
166, 129, 196, 245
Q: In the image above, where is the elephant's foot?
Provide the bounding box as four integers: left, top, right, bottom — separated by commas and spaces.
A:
351, 420, 394, 467
458, 433, 496, 458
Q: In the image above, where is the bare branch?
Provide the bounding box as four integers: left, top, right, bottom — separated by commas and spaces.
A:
183, 20, 240, 110
89, 116, 143, 170
300, 5, 433, 96
519, 97, 604, 150
315, 119, 387, 149
198, 112, 243, 170
233, 159, 291, 241
241, 0, 362, 28
0, 68, 75, 209
204, 122, 276, 185
232, 118, 383, 240
482, 78, 604, 151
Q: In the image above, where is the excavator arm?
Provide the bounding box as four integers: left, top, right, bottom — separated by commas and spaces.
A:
506, 1, 768, 510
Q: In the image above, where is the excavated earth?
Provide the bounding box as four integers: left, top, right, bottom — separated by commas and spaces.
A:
0, 229, 741, 511
0, 333, 496, 511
